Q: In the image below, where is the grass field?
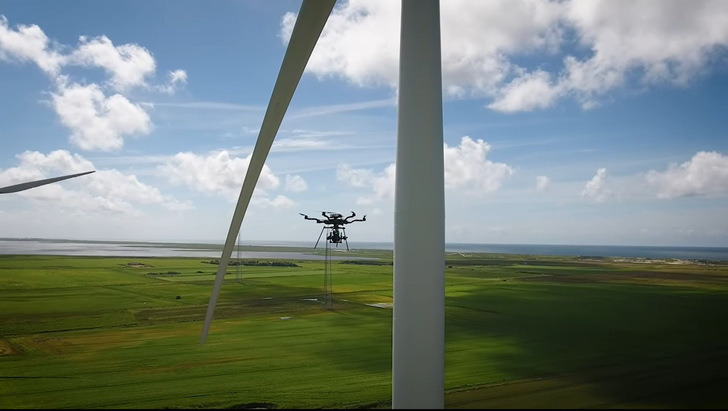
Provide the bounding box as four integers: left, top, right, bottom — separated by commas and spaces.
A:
1, 251, 727, 408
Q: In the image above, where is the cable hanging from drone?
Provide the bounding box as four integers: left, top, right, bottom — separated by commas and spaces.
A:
299, 211, 366, 251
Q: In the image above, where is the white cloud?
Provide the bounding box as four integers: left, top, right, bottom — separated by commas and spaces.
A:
355, 196, 374, 205
157, 69, 188, 94
253, 194, 296, 209
283, 1, 401, 88
372, 164, 396, 199
581, 167, 614, 202
645, 151, 728, 198
338, 136, 512, 201
169, 69, 187, 84
273, 138, 330, 152
289, 98, 395, 119
159, 150, 280, 202
488, 70, 563, 112
51, 77, 152, 151
560, 0, 728, 109
284, 0, 564, 96
281, 0, 728, 112
444, 136, 514, 195
272, 130, 364, 153
336, 162, 393, 200
1, 15, 173, 93
285, 174, 308, 193
440, 0, 566, 98
0, 150, 189, 214
536, 175, 550, 192
0, 15, 66, 75
69, 35, 156, 91
337, 163, 375, 188
1, 15, 188, 152
0, 150, 94, 186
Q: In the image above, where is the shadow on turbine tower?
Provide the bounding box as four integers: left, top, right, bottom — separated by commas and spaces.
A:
299, 211, 366, 309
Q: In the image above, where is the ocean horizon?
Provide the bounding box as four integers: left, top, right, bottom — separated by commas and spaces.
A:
1, 237, 728, 261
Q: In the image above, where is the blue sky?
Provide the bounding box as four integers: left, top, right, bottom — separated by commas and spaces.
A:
1, 0, 727, 247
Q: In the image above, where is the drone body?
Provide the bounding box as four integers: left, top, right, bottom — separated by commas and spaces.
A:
299, 211, 366, 250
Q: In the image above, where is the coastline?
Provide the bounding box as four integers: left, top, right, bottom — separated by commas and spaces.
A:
1, 237, 727, 261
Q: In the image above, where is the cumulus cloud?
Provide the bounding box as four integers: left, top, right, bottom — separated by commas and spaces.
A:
159, 151, 293, 208
0, 15, 187, 151
283, 1, 401, 88
0, 150, 94, 186
0, 150, 190, 214
69, 35, 156, 91
581, 167, 614, 202
285, 174, 308, 193
281, 0, 728, 112
489, 70, 563, 112
645, 151, 728, 198
559, 0, 728, 109
337, 163, 394, 199
536, 175, 551, 192
337, 136, 512, 201
168, 69, 187, 85
157, 69, 188, 94
0, 15, 65, 75
371, 164, 396, 199
253, 194, 296, 209
51, 77, 152, 151
444, 136, 514, 194
336, 163, 394, 200
285, 0, 564, 95
337, 163, 375, 188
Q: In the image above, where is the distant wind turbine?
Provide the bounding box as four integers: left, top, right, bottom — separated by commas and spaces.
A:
200, 1, 445, 408
0, 170, 95, 194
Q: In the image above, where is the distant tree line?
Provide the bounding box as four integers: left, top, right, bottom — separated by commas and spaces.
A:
204, 259, 300, 267
340, 260, 392, 266
145, 271, 180, 277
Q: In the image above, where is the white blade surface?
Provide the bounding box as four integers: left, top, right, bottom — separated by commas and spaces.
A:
200, 0, 336, 345
0, 171, 95, 194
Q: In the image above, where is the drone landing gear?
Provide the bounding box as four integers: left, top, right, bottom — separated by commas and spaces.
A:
313, 226, 349, 251
313, 226, 350, 310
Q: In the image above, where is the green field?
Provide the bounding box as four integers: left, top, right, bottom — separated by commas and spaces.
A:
1, 251, 727, 409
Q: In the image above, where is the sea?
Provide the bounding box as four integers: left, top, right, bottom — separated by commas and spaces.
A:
1, 238, 727, 261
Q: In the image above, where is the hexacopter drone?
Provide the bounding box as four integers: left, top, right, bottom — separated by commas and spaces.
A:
299, 211, 366, 251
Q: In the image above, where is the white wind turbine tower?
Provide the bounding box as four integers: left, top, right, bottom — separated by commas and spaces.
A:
200, 1, 444, 408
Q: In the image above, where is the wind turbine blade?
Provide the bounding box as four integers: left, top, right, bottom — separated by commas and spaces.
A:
200, 0, 336, 345
0, 170, 95, 194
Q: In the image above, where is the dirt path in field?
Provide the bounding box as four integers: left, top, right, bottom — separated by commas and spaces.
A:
0, 339, 19, 356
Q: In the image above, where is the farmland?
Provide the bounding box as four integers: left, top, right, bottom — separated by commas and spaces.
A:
1, 251, 727, 408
